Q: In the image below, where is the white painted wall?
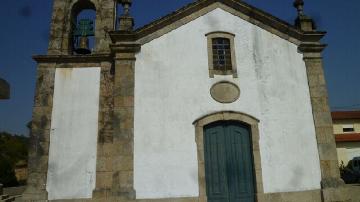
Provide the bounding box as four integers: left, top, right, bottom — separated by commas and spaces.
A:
333, 120, 360, 134
134, 8, 321, 198
337, 142, 360, 165
47, 68, 101, 200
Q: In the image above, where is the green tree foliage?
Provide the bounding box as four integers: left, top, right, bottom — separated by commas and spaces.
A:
0, 132, 29, 187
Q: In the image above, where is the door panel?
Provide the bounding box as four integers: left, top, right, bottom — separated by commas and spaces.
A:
204, 122, 255, 202
204, 125, 229, 202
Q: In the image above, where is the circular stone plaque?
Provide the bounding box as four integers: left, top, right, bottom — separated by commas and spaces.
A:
210, 81, 240, 103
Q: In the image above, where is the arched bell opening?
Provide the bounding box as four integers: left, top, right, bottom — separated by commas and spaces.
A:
70, 0, 96, 55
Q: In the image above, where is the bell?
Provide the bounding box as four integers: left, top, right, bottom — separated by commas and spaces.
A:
75, 36, 91, 55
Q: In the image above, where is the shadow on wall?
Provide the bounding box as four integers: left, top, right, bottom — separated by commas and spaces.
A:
0, 78, 10, 99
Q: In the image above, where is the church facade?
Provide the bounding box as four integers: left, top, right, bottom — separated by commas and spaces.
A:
23, 0, 360, 201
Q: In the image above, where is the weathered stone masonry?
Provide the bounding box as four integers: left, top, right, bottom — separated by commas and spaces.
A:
23, 63, 55, 201
295, 1, 360, 199
110, 43, 140, 200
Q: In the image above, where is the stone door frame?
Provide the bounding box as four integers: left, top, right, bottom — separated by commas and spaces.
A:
193, 111, 264, 202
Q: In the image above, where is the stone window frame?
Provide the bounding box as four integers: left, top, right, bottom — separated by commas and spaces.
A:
193, 111, 263, 202
342, 124, 355, 133
206, 32, 238, 78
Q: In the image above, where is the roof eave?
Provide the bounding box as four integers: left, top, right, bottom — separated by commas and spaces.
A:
33, 54, 113, 63
118, 0, 326, 45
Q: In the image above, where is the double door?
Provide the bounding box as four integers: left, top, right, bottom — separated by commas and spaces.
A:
204, 121, 255, 202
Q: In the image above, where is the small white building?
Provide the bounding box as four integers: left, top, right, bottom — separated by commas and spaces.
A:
23, 0, 360, 201
332, 111, 360, 166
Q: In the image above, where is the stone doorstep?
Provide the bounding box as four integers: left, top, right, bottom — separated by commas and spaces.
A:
19, 186, 360, 202
1, 195, 23, 202
0, 195, 9, 200
2, 195, 21, 202
3, 187, 26, 197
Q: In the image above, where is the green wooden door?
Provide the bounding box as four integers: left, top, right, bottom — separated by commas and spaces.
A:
204, 121, 255, 202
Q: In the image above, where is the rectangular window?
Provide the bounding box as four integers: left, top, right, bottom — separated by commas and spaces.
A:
206, 32, 237, 78
342, 124, 355, 133
212, 38, 232, 71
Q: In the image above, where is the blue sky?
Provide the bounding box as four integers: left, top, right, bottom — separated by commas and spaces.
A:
0, 0, 359, 135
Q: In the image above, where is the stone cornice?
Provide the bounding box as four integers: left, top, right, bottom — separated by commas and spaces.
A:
301, 31, 326, 42
110, 43, 141, 53
109, 31, 137, 43
33, 54, 113, 63
298, 43, 327, 53
108, 0, 326, 45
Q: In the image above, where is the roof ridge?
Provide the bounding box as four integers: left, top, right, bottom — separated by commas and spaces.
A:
332, 111, 360, 120
134, 0, 210, 32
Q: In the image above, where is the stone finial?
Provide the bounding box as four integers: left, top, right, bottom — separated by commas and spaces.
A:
293, 0, 316, 31
293, 0, 304, 16
118, 0, 134, 31
120, 0, 132, 15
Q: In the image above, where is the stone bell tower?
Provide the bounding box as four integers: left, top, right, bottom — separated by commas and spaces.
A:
22, 0, 140, 201
47, 0, 116, 55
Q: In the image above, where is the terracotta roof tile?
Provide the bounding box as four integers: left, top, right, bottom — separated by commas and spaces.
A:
332, 111, 360, 120
335, 133, 360, 142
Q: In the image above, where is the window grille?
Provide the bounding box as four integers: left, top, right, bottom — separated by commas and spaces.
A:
212, 38, 232, 70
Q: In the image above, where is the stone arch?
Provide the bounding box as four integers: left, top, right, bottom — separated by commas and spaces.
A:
68, 0, 97, 54
47, 0, 116, 54
193, 111, 264, 201
70, 0, 97, 16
